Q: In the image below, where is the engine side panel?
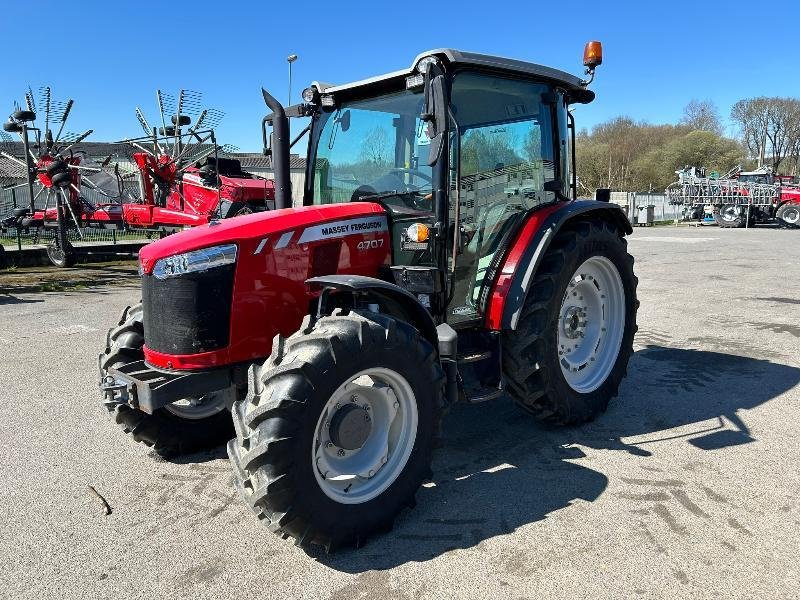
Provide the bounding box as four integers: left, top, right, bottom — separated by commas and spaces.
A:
141, 203, 391, 369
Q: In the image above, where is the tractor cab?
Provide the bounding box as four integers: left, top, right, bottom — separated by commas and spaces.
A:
269, 48, 599, 326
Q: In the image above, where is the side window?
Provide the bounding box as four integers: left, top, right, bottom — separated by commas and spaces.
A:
448, 72, 557, 323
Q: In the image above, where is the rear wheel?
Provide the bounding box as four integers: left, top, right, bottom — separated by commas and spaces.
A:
100, 303, 235, 457
228, 309, 444, 550
713, 204, 745, 228
503, 218, 638, 425
776, 203, 799, 228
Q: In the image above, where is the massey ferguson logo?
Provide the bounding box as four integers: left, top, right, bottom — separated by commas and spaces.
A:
298, 216, 387, 244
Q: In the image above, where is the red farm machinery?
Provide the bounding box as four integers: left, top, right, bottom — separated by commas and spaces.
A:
667, 165, 800, 228
1, 89, 274, 267
99, 43, 640, 551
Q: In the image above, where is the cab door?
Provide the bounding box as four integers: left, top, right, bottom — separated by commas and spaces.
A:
447, 71, 559, 325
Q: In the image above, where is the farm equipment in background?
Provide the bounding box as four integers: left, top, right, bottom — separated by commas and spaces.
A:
99, 44, 640, 551
115, 90, 275, 232
1, 87, 124, 266
667, 165, 800, 228
1, 88, 276, 267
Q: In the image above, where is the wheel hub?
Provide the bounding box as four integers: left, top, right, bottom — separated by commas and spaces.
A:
329, 402, 372, 450
561, 305, 587, 340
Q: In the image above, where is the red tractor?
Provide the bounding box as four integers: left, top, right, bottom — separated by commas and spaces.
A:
99, 43, 639, 550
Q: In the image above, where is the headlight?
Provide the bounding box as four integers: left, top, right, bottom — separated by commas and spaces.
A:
152, 244, 237, 279
302, 86, 318, 103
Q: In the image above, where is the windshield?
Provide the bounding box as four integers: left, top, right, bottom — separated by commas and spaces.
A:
310, 89, 433, 213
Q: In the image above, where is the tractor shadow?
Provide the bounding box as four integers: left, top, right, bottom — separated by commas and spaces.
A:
313, 345, 800, 571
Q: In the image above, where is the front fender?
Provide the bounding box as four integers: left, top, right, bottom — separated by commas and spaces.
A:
484, 200, 631, 331
306, 274, 439, 350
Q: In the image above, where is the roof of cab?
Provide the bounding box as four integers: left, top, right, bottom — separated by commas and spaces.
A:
320, 48, 595, 104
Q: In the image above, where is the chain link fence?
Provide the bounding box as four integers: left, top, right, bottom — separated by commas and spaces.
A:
1, 184, 148, 249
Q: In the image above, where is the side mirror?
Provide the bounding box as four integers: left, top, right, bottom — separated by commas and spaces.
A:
425, 73, 446, 166
336, 109, 351, 133
595, 188, 611, 202
543, 179, 562, 193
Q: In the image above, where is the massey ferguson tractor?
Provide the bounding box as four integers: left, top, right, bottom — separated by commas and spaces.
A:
99, 44, 639, 551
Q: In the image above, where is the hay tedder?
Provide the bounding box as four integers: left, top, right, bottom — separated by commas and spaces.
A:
99, 43, 639, 551
667, 166, 800, 228
1, 87, 121, 266
1, 89, 275, 267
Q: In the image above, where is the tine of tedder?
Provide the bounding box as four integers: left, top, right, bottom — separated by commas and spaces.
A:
156, 89, 171, 155
54, 99, 74, 143
26, 87, 37, 114
58, 129, 93, 156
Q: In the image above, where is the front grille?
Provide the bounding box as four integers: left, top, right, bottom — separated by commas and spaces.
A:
142, 263, 235, 355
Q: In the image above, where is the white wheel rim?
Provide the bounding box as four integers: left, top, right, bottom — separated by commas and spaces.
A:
312, 367, 418, 504
164, 390, 229, 420
557, 256, 626, 394
721, 206, 740, 222
783, 207, 799, 224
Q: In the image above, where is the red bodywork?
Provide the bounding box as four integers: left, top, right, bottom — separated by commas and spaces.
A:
484, 203, 563, 330
139, 202, 391, 369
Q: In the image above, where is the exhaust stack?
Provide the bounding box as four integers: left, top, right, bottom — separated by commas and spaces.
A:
261, 88, 291, 210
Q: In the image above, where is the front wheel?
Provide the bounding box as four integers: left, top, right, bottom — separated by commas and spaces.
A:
228, 309, 444, 551
503, 218, 638, 425
100, 303, 235, 456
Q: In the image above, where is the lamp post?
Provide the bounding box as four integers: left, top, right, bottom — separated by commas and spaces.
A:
287, 54, 298, 106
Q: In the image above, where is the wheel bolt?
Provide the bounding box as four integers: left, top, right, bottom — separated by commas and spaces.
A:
326, 441, 333, 448
394, 401, 399, 408
335, 402, 341, 409
337, 449, 345, 457
381, 456, 387, 464
365, 414, 371, 422
368, 470, 374, 477
364, 404, 371, 411
351, 395, 358, 403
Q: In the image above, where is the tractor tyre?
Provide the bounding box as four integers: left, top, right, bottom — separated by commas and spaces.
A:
224, 203, 255, 219
100, 303, 235, 457
776, 203, 800, 228
12, 110, 36, 122
228, 309, 444, 551
713, 204, 745, 228
0, 245, 6, 269
503, 218, 638, 425
47, 239, 77, 268
46, 160, 68, 175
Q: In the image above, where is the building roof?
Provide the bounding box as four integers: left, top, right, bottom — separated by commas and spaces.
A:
225, 153, 307, 170
321, 48, 594, 104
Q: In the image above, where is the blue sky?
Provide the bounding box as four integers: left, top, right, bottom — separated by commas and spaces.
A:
4, 0, 799, 150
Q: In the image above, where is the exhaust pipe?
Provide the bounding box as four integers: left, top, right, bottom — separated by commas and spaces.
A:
261, 88, 291, 210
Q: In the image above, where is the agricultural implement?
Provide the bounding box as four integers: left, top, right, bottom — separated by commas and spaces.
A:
1, 89, 275, 267
667, 166, 800, 228
115, 90, 275, 232
1, 87, 121, 266
99, 43, 639, 550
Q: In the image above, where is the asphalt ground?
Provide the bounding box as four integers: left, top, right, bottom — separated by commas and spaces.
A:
1, 225, 798, 599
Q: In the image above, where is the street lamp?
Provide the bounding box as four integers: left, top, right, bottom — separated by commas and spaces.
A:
287, 54, 298, 105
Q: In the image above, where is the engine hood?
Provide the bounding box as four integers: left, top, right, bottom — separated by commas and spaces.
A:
138, 202, 387, 274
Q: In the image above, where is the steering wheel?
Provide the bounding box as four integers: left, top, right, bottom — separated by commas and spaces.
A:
386, 168, 434, 209
387, 167, 433, 189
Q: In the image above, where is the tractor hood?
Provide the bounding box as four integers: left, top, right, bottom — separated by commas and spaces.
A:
138, 202, 387, 274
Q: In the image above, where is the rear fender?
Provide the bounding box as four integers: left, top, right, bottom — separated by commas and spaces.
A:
485, 200, 631, 331
306, 275, 438, 350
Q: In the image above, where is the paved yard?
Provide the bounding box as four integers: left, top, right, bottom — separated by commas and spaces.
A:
1, 226, 798, 599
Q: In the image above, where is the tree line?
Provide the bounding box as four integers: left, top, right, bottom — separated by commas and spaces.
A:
576, 97, 800, 193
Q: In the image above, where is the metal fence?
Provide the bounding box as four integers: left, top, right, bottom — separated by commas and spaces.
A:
610, 192, 684, 224
0, 184, 147, 249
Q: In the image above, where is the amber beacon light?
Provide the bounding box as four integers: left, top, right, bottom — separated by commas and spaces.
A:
583, 41, 603, 68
